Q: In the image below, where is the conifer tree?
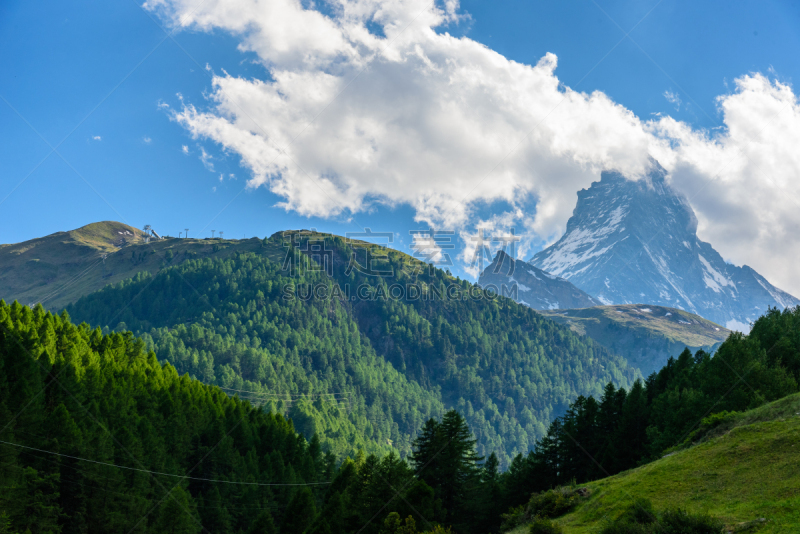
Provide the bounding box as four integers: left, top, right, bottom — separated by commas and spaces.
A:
410, 410, 482, 527
281, 487, 317, 534
153, 486, 201, 534
247, 510, 277, 534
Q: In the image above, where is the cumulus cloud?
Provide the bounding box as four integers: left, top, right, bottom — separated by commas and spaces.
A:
181, 145, 189, 154
143, 136, 152, 144
147, 0, 653, 232
92, 135, 102, 141
146, 0, 800, 295
650, 73, 800, 297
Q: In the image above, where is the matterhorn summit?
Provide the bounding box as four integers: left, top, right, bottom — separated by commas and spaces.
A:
528, 160, 798, 330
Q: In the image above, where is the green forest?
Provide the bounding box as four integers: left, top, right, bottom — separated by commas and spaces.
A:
0, 300, 496, 534
3, 301, 799, 533
64, 232, 635, 465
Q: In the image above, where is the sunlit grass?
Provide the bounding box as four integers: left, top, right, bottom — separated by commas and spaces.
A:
534, 393, 800, 533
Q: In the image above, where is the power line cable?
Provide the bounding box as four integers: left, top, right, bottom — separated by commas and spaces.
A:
217, 386, 349, 397
0, 440, 329, 486
0, 458, 289, 512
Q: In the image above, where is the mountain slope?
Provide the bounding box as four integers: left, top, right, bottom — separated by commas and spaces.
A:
478, 251, 601, 310
530, 161, 800, 330
538, 304, 730, 375
0, 221, 140, 309
477, 252, 729, 374
0, 300, 336, 534
283, 231, 637, 460
545, 392, 800, 533
65, 250, 441, 459
0, 221, 277, 310
64, 228, 637, 465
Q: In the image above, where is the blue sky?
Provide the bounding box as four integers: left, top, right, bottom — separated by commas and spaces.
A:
2, 0, 800, 285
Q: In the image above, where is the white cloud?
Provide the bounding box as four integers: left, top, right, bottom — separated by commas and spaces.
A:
199, 146, 214, 170
143, 136, 152, 144
92, 135, 102, 141
650, 73, 800, 297
149, 0, 653, 236
147, 0, 800, 296
664, 90, 681, 111
410, 232, 444, 264
181, 145, 189, 154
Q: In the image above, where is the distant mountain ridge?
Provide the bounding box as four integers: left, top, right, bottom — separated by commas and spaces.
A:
478, 250, 600, 310
476, 250, 730, 373
539, 304, 730, 375
529, 161, 799, 330
0, 221, 271, 310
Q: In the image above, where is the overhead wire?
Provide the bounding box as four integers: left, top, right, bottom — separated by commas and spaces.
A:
0, 440, 330, 486
0, 458, 291, 513
216, 386, 350, 398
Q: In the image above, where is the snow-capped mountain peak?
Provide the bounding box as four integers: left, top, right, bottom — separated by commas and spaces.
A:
530, 161, 799, 330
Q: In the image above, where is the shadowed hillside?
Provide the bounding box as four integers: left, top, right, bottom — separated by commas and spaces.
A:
539, 304, 730, 375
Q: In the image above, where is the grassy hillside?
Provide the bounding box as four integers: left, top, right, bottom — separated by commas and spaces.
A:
0, 221, 278, 310
539, 304, 730, 375
509, 392, 800, 533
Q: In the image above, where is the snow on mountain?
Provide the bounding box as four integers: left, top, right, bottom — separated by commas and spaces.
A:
529, 160, 800, 331
478, 250, 601, 311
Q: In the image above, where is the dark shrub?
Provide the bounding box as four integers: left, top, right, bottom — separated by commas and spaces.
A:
527, 486, 586, 519
659, 508, 724, 534
599, 499, 724, 534
528, 517, 563, 534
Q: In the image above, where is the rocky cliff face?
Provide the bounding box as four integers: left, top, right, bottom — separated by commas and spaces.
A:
530, 161, 799, 330
478, 250, 600, 310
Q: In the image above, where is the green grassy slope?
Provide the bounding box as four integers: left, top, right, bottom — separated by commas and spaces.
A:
539, 304, 730, 375
520, 392, 800, 533
0, 221, 282, 310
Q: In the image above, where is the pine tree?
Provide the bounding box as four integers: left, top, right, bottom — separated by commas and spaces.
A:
281, 487, 317, 534
153, 486, 201, 534
410, 411, 482, 527
247, 510, 277, 534
478, 452, 503, 533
